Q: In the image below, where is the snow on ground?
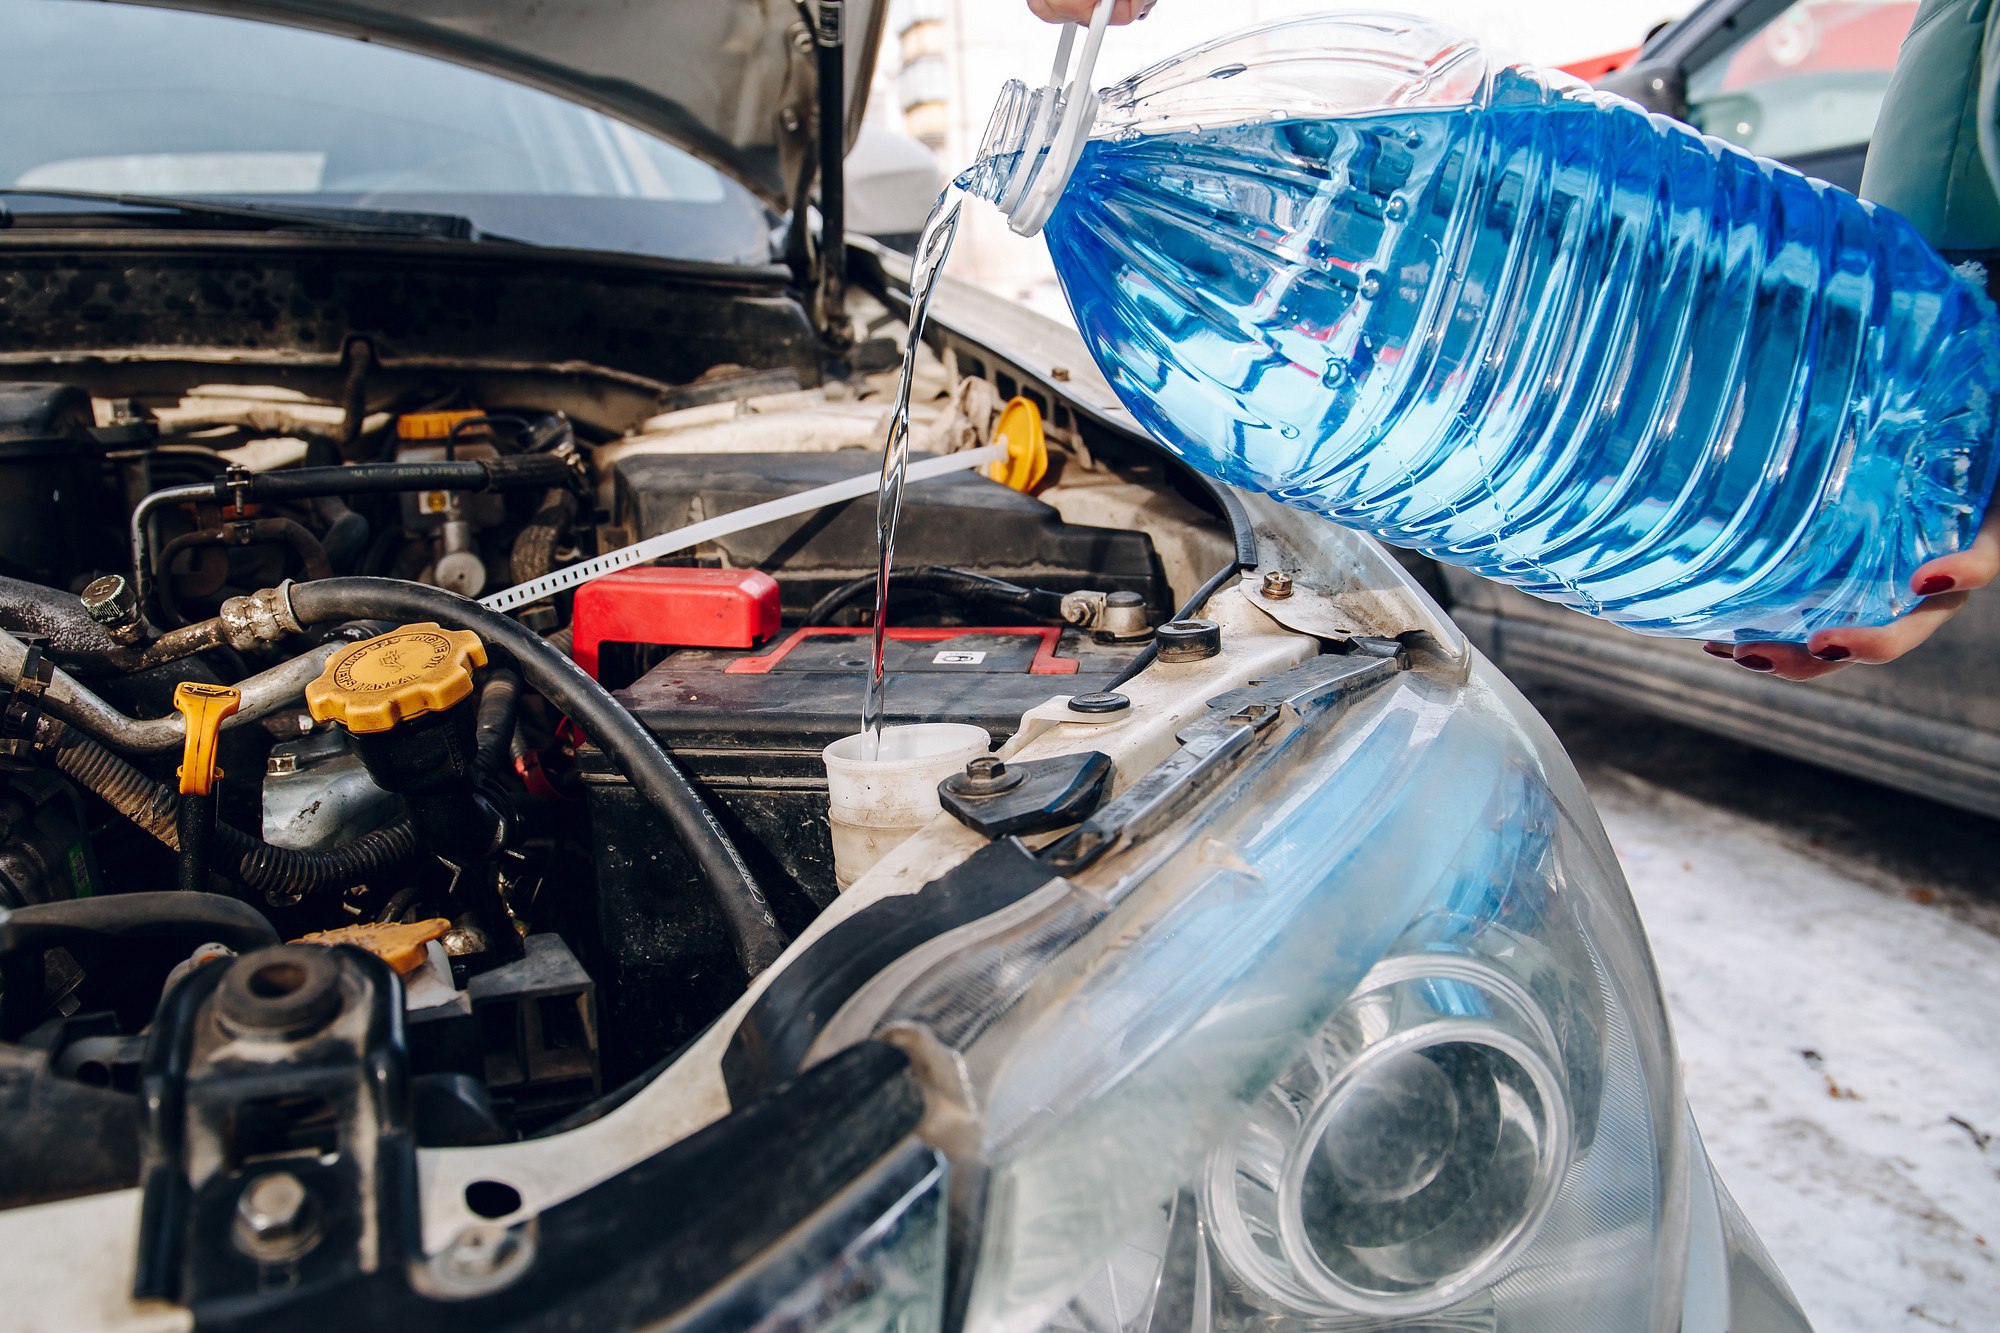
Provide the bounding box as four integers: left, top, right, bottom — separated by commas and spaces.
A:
1539, 691, 2000, 1333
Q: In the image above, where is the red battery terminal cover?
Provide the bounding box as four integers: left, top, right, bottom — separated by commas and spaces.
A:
572, 567, 781, 680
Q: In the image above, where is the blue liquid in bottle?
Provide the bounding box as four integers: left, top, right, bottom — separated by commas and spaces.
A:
972, 16, 2000, 642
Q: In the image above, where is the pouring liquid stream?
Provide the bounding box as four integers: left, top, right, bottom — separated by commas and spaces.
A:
863, 184, 965, 757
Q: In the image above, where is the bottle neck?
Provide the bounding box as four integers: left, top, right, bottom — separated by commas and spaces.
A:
965, 77, 1102, 237
968, 3, 1114, 237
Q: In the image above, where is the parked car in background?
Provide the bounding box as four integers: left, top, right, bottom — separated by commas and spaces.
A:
1579, 0, 1918, 192
1437, 0, 2000, 820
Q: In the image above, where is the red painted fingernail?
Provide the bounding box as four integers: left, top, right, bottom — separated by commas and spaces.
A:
1736, 654, 1775, 671
1917, 574, 1955, 596
1702, 643, 1735, 658
1812, 645, 1851, 662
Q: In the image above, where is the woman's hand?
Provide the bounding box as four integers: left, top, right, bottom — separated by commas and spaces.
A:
1704, 509, 2000, 680
1028, 0, 1156, 23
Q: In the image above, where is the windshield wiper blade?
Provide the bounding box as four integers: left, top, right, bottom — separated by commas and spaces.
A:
0, 188, 502, 241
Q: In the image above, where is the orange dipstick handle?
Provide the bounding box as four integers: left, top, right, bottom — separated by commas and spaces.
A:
173, 681, 241, 797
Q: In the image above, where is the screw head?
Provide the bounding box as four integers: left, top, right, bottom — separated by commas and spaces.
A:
266, 752, 299, 776
945, 753, 1024, 797
429, 1221, 534, 1291
235, 1171, 318, 1260
239, 1172, 305, 1234
1260, 570, 1295, 600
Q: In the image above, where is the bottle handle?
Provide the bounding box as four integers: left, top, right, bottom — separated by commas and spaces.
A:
1006, 0, 1114, 237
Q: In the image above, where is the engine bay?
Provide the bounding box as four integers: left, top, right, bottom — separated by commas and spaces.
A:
0, 343, 1248, 1207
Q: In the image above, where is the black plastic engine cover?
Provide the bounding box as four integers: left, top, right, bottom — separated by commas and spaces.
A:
0, 382, 101, 586
606, 450, 1169, 618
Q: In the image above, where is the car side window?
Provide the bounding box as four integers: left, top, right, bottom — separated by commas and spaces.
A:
1684, 0, 1919, 162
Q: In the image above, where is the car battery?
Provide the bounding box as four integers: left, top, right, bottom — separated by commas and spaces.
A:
577, 623, 1146, 1062
600, 621, 1143, 887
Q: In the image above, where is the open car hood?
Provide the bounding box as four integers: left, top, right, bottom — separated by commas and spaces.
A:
115, 0, 886, 205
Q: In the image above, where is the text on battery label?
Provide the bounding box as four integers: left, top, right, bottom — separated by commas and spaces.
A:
933, 651, 986, 665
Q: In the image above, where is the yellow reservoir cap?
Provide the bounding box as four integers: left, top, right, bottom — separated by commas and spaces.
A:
305, 622, 487, 734
396, 409, 484, 441
172, 681, 241, 796
987, 396, 1049, 492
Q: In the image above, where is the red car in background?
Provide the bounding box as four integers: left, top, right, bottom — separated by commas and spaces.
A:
1566, 0, 1917, 193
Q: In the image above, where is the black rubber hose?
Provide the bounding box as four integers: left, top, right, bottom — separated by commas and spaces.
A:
38, 717, 419, 903
1193, 473, 1260, 572
195, 455, 579, 508
0, 891, 277, 958
154, 518, 334, 629
312, 496, 371, 572
287, 578, 787, 976
337, 337, 375, 461
473, 668, 521, 779
803, 565, 1067, 627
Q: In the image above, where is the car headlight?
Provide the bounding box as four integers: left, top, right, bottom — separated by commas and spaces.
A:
817, 659, 1689, 1332
1206, 948, 1576, 1318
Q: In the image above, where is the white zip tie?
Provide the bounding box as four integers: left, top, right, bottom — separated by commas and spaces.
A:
480, 444, 1007, 613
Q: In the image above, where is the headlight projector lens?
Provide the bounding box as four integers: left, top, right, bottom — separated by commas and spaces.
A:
1206, 955, 1574, 1317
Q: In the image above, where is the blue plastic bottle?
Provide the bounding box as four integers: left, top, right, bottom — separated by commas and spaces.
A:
964, 12, 2000, 642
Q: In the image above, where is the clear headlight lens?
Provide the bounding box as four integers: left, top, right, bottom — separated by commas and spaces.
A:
1208, 952, 1574, 1318
839, 664, 1688, 1333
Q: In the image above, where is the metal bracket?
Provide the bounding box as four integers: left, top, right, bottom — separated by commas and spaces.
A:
938, 751, 1115, 840
132, 945, 418, 1311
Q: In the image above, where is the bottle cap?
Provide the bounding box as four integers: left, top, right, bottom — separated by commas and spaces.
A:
305, 622, 486, 734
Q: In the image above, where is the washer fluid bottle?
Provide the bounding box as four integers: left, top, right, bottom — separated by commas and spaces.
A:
962, 8, 2000, 642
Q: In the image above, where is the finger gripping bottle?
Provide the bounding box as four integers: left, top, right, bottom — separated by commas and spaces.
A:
963, 10, 2000, 642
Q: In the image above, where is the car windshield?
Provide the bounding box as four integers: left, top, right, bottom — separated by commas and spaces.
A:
0, 0, 776, 266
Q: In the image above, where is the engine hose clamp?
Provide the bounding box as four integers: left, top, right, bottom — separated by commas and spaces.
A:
221, 463, 255, 519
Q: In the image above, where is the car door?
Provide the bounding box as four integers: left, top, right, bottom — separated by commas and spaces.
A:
1439, 0, 2000, 818
1678, 0, 1919, 192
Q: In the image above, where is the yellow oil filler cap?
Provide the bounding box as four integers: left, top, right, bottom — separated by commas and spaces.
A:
172, 681, 241, 796
987, 396, 1049, 492
305, 623, 486, 734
